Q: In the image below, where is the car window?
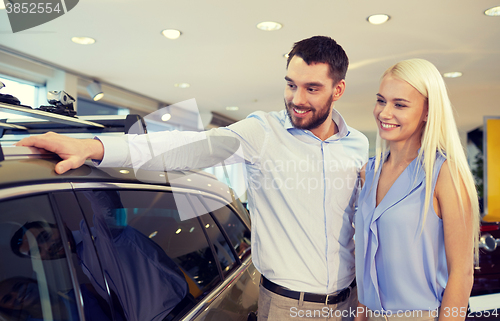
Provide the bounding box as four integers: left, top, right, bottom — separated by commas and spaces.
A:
0, 194, 80, 321
52, 192, 118, 321
204, 198, 251, 260
74, 189, 223, 321
197, 209, 238, 278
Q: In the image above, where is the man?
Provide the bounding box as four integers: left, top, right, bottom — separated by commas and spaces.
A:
18, 36, 368, 320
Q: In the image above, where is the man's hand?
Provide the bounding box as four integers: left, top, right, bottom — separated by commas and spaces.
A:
16, 132, 105, 174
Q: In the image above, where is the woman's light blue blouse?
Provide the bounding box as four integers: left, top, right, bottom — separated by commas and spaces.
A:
355, 154, 448, 312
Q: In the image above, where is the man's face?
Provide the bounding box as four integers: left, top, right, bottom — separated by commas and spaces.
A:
0, 278, 41, 312
18, 226, 66, 260
284, 56, 342, 131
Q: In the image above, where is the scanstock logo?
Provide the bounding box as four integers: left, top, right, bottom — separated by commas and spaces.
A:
4, 0, 79, 33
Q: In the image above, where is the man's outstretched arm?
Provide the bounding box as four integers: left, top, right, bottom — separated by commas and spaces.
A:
16, 113, 269, 175
16, 132, 104, 174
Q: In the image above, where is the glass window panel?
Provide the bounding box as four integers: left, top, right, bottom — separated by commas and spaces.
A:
205, 198, 251, 260
75, 189, 223, 320
53, 192, 117, 321
0, 195, 80, 321
0, 76, 38, 107
198, 212, 237, 278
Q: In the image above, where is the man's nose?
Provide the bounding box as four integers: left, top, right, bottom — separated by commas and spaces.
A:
38, 245, 50, 259
292, 88, 307, 106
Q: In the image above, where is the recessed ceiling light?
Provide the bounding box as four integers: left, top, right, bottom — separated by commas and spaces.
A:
119, 169, 130, 174
256, 21, 283, 31
162, 29, 182, 39
161, 113, 171, 122
174, 83, 190, 88
367, 14, 390, 25
71, 37, 96, 45
226, 106, 239, 111
484, 6, 500, 16
443, 72, 463, 78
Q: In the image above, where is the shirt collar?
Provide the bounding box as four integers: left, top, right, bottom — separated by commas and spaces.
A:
284, 108, 349, 140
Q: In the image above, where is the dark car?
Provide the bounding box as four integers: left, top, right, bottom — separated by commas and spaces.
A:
468, 222, 500, 319
0, 105, 259, 321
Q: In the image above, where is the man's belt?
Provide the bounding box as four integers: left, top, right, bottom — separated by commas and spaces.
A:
261, 276, 356, 305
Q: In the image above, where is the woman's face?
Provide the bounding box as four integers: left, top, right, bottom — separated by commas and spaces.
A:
373, 74, 428, 145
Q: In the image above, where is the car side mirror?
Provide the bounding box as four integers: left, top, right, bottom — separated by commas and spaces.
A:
479, 233, 500, 252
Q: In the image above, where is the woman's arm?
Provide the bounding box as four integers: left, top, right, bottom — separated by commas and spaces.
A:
435, 161, 474, 321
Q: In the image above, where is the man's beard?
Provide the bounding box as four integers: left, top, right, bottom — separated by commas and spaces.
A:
285, 94, 333, 130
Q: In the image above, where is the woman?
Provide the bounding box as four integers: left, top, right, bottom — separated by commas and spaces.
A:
355, 59, 479, 321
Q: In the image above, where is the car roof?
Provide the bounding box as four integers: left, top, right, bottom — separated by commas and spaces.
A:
0, 103, 243, 210
0, 146, 237, 204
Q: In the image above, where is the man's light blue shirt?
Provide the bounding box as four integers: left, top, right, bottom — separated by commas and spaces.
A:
97, 109, 368, 294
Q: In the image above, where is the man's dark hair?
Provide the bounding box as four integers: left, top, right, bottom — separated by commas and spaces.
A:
286, 36, 349, 83
10, 221, 56, 258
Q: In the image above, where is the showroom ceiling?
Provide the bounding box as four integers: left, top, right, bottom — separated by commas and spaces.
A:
0, 0, 499, 132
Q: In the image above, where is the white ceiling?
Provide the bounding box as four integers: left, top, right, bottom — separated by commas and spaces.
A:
0, 0, 499, 133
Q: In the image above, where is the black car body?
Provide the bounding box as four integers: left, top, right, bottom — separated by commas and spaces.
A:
0, 145, 259, 321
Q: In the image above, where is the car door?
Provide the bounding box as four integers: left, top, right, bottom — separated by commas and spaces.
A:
72, 186, 226, 321
188, 194, 259, 321
0, 188, 94, 321
69, 184, 258, 321
52, 191, 119, 321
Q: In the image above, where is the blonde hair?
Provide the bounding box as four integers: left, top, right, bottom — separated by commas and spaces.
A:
374, 58, 480, 263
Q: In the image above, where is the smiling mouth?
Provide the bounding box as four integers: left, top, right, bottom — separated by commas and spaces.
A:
380, 121, 399, 129
292, 108, 312, 117
294, 108, 308, 114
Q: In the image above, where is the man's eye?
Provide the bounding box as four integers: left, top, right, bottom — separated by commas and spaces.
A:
12, 282, 23, 292
307, 88, 317, 92
395, 104, 407, 108
1, 294, 12, 304
287, 83, 296, 89
376, 99, 385, 104
38, 231, 51, 243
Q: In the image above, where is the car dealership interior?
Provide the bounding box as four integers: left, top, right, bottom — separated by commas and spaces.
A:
0, 0, 499, 319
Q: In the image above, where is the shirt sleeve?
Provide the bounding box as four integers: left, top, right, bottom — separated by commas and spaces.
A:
96, 114, 269, 171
